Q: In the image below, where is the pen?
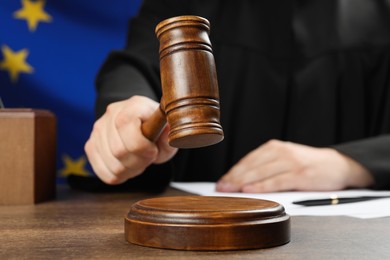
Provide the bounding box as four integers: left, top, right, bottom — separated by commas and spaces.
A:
292, 195, 390, 206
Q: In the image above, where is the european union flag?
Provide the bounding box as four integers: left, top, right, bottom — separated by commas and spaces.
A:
0, 0, 142, 183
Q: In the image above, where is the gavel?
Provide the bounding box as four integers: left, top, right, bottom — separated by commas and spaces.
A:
125, 16, 290, 251
141, 15, 224, 149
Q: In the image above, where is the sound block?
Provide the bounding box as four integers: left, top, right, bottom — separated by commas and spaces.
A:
0, 109, 56, 205
125, 196, 290, 250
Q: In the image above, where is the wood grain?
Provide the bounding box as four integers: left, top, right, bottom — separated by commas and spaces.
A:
141, 15, 224, 148
0, 109, 56, 205
1, 186, 390, 259
125, 196, 290, 250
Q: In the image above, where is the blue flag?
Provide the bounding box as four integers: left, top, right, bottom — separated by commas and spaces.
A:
0, 0, 142, 183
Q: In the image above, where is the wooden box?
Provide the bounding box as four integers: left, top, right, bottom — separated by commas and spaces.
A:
0, 109, 56, 205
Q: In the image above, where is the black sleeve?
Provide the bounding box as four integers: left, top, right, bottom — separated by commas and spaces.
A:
94, 0, 191, 118
78, 0, 192, 192
334, 135, 390, 190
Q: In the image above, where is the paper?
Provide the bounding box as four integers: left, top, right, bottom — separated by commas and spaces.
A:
171, 182, 390, 219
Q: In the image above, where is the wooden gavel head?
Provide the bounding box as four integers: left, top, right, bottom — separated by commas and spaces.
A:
142, 16, 224, 149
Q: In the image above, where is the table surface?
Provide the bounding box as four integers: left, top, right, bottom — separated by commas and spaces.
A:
1, 185, 389, 259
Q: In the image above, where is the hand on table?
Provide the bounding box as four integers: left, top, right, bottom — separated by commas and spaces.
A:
85, 96, 177, 184
216, 139, 374, 193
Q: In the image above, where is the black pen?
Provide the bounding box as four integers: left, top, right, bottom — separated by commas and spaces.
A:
293, 195, 390, 206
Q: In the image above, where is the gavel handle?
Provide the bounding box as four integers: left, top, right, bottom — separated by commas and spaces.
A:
141, 106, 167, 142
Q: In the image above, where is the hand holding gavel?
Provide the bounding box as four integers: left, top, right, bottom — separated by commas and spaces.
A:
85, 16, 224, 184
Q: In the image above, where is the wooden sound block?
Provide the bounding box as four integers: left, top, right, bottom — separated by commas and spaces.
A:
125, 196, 290, 251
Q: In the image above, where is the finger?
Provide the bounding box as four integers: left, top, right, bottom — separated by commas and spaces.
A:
85, 136, 131, 184
108, 97, 162, 171
93, 113, 141, 175
154, 125, 178, 164
241, 172, 299, 193
217, 140, 284, 185
217, 155, 274, 190
240, 139, 289, 167
111, 113, 157, 170
91, 101, 153, 182
113, 97, 159, 160
216, 159, 290, 192
241, 168, 336, 193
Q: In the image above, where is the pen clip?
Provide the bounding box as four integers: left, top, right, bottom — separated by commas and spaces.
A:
329, 194, 339, 205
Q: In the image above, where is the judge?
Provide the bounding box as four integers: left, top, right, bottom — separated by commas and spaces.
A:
85, 0, 390, 192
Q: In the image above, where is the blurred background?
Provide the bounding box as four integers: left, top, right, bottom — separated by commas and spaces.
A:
1, 0, 142, 183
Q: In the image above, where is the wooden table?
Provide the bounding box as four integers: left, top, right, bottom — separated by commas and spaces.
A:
1, 185, 389, 259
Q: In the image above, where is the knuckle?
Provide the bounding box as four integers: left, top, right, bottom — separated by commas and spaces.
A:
114, 109, 130, 128
124, 140, 143, 154
110, 164, 127, 177
270, 139, 294, 155
130, 95, 143, 103
106, 102, 119, 114
84, 140, 93, 155
104, 166, 130, 185
110, 144, 129, 160
107, 167, 144, 185
300, 167, 314, 178
111, 138, 157, 163
130, 140, 158, 159
92, 119, 103, 133
266, 139, 282, 146
104, 174, 123, 185
264, 139, 285, 151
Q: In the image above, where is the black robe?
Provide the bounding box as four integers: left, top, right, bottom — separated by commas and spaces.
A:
92, 0, 390, 191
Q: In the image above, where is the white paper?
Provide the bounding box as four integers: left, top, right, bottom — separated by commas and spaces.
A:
170, 182, 390, 219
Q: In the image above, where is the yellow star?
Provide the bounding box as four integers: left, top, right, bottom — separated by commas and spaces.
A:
0, 45, 34, 83
59, 154, 91, 177
14, 0, 52, 32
